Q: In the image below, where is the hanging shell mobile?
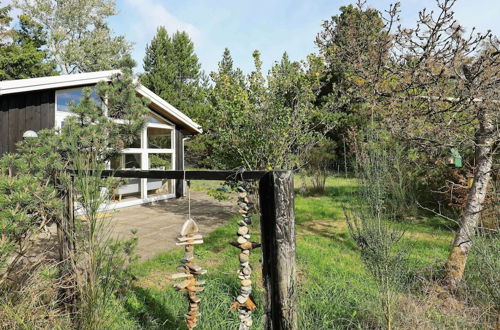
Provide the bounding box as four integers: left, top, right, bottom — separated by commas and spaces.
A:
172, 218, 207, 329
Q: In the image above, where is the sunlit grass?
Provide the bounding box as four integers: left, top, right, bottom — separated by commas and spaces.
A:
121, 175, 454, 329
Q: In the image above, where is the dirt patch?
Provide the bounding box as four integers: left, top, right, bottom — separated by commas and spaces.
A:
137, 269, 174, 290
299, 219, 348, 240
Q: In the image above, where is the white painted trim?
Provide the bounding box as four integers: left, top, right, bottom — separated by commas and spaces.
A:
148, 112, 175, 126
0, 70, 120, 95
74, 193, 176, 215
137, 84, 202, 134
147, 122, 174, 129
108, 193, 176, 210
121, 148, 174, 154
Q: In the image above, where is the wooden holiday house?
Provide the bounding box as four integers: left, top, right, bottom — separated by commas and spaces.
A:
0, 70, 202, 208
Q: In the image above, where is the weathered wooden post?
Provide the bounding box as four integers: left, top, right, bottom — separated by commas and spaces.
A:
259, 171, 297, 330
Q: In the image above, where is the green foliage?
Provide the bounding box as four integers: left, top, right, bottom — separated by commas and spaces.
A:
0, 5, 56, 80
141, 27, 206, 120
119, 177, 483, 329
304, 139, 337, 194
0, 133, 63, 283
0, 68, 147, 328
201, 49, 326, 170
315, 4, 388, 141
344, 129, 411, 329
14, 0, 131, 74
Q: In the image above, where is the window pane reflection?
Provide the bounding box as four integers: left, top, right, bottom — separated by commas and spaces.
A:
147, 127, 171, 149
56, 88, 101, 112
149, 153, 172, 170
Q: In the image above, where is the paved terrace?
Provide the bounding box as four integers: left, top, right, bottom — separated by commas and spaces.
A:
107, 191, 236, 259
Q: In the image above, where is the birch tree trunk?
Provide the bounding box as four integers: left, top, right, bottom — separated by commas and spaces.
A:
444, 107, 496, 289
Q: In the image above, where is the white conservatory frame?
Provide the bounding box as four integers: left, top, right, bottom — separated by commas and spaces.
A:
55, 87, 178, 208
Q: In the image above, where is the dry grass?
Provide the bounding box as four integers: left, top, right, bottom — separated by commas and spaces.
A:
0, 261, 70, 329
394, 283, 487, 329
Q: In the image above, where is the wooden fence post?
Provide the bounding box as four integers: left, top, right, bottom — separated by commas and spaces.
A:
259, 171, 297, 330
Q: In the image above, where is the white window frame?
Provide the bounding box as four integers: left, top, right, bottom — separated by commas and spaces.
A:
121, 122, 176, 199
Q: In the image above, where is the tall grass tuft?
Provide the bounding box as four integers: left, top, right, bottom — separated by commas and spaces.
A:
70, 153, 138, 329
464, 232, 499, 325
344, 128, 410, 329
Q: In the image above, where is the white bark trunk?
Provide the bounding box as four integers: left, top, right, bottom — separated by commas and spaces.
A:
445, 107, 496, 289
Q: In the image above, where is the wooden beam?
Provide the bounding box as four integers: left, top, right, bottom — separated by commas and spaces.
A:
259, 171, 297, 330
71, 170, 268, 181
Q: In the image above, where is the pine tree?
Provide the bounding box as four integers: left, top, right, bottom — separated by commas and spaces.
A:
141, 27, 204, 119
0, 6, 56, 80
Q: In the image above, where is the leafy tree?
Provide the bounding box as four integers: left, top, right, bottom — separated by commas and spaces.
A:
303, 139, 337, 194
14, 0, 131, 74
141, 27, 206, 120
203, 49, 328, 170
0, 3, 12, 42
0, 5, 55, 80
318, 0, 499, 288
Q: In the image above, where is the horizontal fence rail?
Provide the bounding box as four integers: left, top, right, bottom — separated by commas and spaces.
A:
70, 169, 269, 181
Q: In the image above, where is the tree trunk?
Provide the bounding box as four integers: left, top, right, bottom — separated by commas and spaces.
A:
444, 108, 495, 289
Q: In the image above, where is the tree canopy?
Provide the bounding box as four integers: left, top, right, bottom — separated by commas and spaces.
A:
14, 0, 131, 74
141, 27, 205, 120
0, 5, 55, 80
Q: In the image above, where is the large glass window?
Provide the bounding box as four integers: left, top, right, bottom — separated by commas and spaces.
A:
124, 154, 141, 169
56, 88, 101, 112
147, 127, 172, 149
149, 153, 172, 170
147, 113, 171, 124
110, 154, 142, 169
107, 110, 176, 201
124, 134, 141, 149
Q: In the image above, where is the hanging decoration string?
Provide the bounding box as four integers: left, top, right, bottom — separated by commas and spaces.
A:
172, 170, 206, 329
229, 180, 261, 329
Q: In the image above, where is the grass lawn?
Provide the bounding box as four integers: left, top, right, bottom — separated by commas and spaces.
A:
121, 176, 454, 329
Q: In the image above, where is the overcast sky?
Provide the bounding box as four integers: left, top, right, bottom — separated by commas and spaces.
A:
7, 0, 500, 75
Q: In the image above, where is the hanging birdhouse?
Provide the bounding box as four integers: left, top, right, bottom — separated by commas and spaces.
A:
447, 148, 462, 168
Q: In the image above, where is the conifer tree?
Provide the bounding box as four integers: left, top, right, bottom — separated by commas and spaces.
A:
0, 5, 55, 80
141, 27, 205, 119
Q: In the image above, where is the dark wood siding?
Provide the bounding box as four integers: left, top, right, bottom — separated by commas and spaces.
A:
0, 90, 55, 155
175, 129, 184, 197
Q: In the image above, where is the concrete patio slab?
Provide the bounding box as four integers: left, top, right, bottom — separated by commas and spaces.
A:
106, 191, 236, 259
